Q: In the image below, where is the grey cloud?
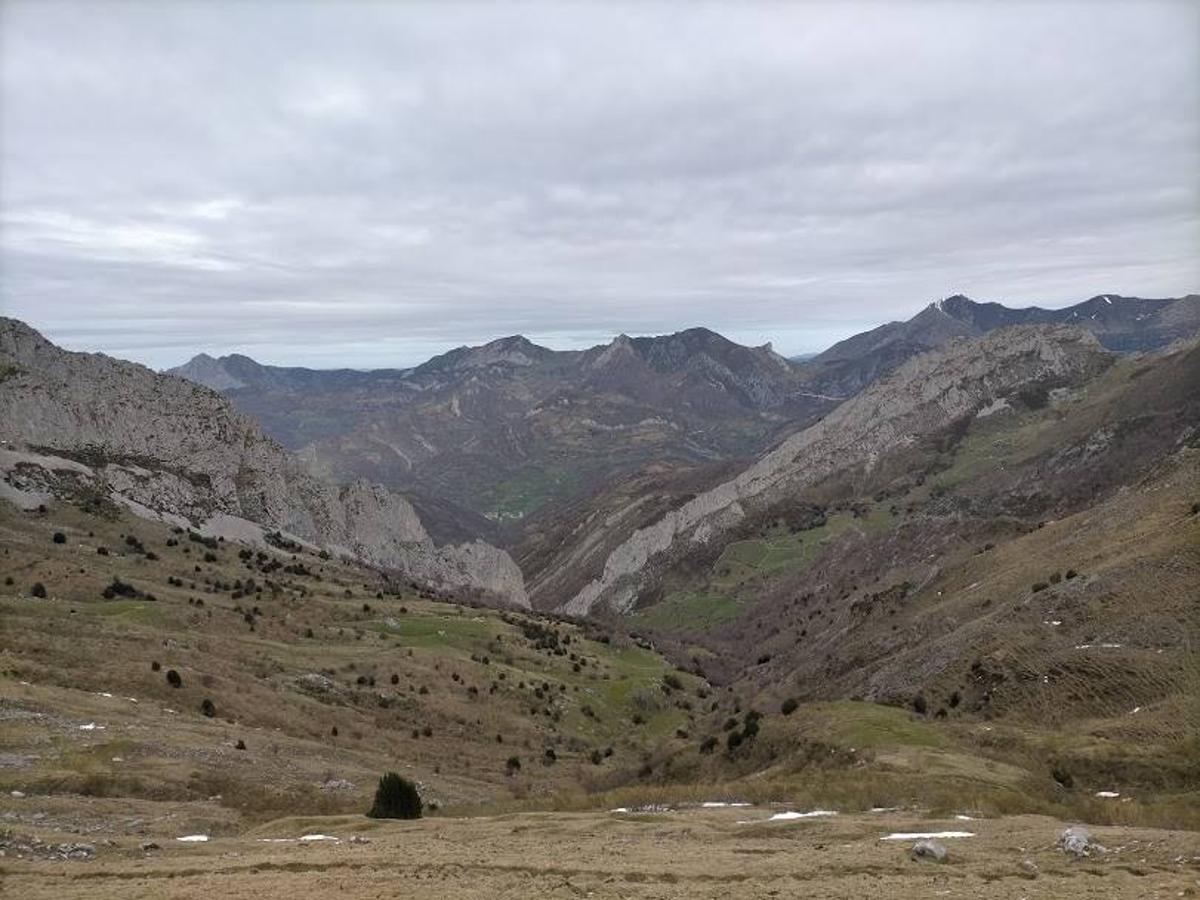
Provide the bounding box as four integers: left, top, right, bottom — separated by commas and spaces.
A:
1, 0, 1197, 368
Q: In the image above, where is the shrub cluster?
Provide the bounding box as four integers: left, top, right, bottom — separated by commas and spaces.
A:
367, 772, 422, 819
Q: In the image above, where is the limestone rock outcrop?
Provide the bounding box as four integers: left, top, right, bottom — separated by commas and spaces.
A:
0, 317, 527, 606
559, 325, 1111, 615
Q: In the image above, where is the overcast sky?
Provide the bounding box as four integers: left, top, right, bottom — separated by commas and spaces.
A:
1, 1, 1197, 369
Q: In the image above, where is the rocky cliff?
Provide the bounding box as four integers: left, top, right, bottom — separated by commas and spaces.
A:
558, 325, 1112, 616
0, 318, 528, 606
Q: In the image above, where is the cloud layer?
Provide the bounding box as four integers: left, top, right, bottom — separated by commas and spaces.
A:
2, 1, 1197, 367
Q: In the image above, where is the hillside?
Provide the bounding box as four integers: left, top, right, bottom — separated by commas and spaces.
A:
0, 318, 526, 605
0, 500, 699, 824
598, 339, 1199, 826
559, 325, 1113, 616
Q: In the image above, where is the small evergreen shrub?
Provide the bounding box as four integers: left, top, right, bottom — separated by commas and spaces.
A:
781, 697, 799, 715
30, 582, 47, 598
366, 772, 422, 819
166, 669, 183, 688
52, 532, 66, 544
200, 698, 216, 717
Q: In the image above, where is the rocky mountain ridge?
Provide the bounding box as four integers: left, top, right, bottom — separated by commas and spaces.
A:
167, 327, 830, 537
0, 318, 528, 606
558, 325, 1113, 615
806, 293, 1198, 395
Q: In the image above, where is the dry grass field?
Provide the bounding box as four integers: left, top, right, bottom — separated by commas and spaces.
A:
3, 805, 1198, 899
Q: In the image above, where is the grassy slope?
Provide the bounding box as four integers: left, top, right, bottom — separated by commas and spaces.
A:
614, 348, 1200, 830
0, 498, 702, 832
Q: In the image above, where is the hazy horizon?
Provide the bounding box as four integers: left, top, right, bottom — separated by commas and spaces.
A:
3, 1, 1197, 369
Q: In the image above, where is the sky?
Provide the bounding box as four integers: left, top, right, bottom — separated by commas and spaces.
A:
1, 1, 1197, 369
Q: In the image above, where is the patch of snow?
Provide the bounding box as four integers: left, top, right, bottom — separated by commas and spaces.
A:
955, 815, 975, 821
299, 834, 339, 842
1095, 791, 1120, 799
870, 807, 900, 813
701, 801, 752, 808
610, 807, 629, 813
739, 809, 837, 823
1130, 706, 1141, 714
881, 831, 974, 841
1043, 620, 1062, 626
96, 692, 114, 698
78, 722, 105, 731
176, 834, 209, 842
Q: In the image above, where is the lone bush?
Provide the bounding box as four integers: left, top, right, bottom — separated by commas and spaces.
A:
30, 582, 47, 598
52, 532, 66, 544
781, 697, 799, 715
166, 669, 183, 688
366, 772, 422, 819
200, 698, 216, 717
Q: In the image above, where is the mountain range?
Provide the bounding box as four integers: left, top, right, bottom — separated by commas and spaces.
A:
2, 293, 1198, 871
167, 293, 1198, 563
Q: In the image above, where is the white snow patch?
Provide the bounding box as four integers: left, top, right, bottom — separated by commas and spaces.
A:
1130, 706, 1141, 714
299, 834, 339, 842
176, 834, 209, 842
955, 815, 975, 821
881, 831, 974, 841
96, 692, 114, 698
1095, 791, 1120, 798
739, 809, 837, 823
870, 807, 900, 813
78, 722, 105, 731
610, 807, 629, 813
701, 801, 752, 808
1043, 620, 1062, 626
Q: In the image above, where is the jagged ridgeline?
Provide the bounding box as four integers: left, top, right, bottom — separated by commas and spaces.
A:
558, 325, 1114, 615
0, 318, 527, 607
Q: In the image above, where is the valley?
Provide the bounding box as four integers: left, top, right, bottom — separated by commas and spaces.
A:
3, 305, 1198, 897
